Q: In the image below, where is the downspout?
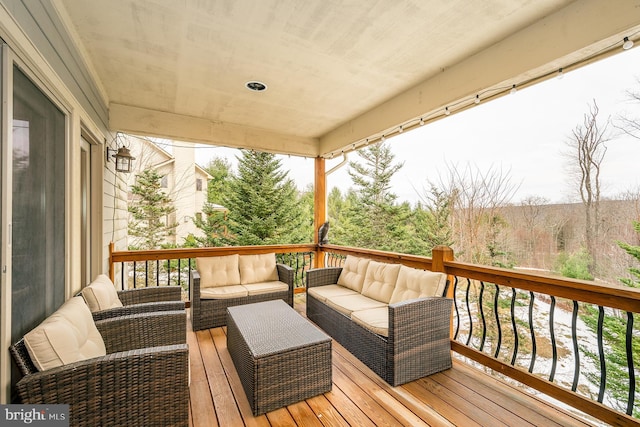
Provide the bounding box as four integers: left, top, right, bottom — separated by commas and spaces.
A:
326, 153, 348, 176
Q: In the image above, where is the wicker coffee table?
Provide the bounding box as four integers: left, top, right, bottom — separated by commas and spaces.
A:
227, 299, 332, 416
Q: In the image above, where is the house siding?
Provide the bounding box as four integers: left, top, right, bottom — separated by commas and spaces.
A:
0, 0, 124, 402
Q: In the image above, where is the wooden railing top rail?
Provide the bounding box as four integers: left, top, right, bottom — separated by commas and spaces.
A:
319, 244, 434, 270
443, 260, 640, 313
110, 244, 317, 263
109, 243, 640, 311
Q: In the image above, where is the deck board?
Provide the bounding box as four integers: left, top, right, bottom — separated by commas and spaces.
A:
187, 301, 596, 427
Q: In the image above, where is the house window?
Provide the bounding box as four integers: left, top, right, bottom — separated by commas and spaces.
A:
196, 178, 202, 191
161, 175, 168, 188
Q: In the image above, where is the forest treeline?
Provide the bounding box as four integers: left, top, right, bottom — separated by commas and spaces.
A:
128, 89, 640, 288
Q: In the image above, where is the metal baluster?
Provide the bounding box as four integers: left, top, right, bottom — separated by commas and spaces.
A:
453, 276, 460, 340
549, 296, 558, 382
145, 261, 149, 287
510, 288, 518, 365
188, 258, 193, 297
528, 291, 537, 373
132, 261, 137, 288
167, 259, 171, 286
571, 300, 580, 391
597, 306, 606, 403
156, 260, 160, 286
479, 281, 487, 351
494, 284, 502, 358
295, 253, 301, 289
122, 263, 127, 290
465, 278, 473, 346
625, 311, 636, 416
178, 259, 182, 288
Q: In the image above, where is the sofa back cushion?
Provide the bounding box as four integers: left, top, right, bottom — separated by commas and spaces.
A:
197, 255, 240, 288
337, 255, 370, 292
239, 253, 279, 285
24, 297, 106, 371
81, 274, 124, 312
390, 266, 447, 304
361, 261, 401, 303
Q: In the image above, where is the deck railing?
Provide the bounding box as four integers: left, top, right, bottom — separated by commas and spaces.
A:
109, 243, 317, 300
109, 243, 639, 426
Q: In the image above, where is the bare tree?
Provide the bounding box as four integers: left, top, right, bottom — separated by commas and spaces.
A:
519, 195, 549, 266
430, 162, 519, 264
565, 100, 610, 275
614, 78, 640, 140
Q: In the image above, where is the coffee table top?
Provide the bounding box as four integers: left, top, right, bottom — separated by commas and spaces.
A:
227, 300, 330, 357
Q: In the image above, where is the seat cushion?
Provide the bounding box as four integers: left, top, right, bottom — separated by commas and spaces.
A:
361, 261, 401, 304
336, 255, 370, 292
307, 284, 359, 303
200, 285, 248, 299
23, 297, 106, 371
390, 266, 447, 304
325, 294, 387, 316
239, 254, 279, 285
242, 281, 289, 296
197, 254, 240, 288
81, 274, 124, 312
351, 307, 389, 337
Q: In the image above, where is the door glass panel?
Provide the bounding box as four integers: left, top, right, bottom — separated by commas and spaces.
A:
11, 65, 65, 344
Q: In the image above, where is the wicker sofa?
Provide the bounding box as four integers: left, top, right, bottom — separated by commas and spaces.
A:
10, 296, 188, 427
306, 255, 452, 386
190, 253, 294, 330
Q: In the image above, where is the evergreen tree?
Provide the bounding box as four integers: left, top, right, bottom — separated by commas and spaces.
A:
414, 186, 455, 255
203, 156, 232, 204
616, 220, 640, 288
327, 187, 359, 246
128, 168, 178, 249
223, 150, 308, 245
192, 205, 229, 247
347, 142, 408, 251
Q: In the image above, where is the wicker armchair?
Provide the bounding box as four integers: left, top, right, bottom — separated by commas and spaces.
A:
10, 310, 188, 427
80, 274, 185, 321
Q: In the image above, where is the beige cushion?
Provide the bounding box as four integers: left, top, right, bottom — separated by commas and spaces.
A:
239, 254, 278, 285
307, 284, 359, 303
361, 261, 401, 303
390, 266, 447, 304
24, 297, 106, 371
81, 274, 124, 312
351, 307, 389, 337
325, 294, 387, 316
197, 255, 240, 288
243, 281, 289, 296
200, 285, 248, 299
336, 256, 370, 292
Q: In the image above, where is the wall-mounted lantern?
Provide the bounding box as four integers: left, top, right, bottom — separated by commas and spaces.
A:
106, 146, 136, 173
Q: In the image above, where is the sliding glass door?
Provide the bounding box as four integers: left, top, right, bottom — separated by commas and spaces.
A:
3, 60, 66, 401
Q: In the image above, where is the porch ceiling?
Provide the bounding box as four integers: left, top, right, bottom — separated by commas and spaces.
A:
57, 0, 640, 157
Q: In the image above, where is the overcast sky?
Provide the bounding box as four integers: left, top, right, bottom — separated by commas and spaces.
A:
196, 45, 640, 206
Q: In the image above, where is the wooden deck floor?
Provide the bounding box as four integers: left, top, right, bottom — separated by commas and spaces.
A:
187, 300, 596, 427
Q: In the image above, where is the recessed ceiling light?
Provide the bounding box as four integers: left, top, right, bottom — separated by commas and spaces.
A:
245, 81, 267, 91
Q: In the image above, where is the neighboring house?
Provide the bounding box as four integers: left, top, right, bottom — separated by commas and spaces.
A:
126, 135, 212, 246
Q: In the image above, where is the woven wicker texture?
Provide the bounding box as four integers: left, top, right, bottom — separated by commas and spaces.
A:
227, 300, 331, 415
82, 285, 185, 321
306, 267, 452, 386
190, 263, 294, 331
10, 312, 189, 426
